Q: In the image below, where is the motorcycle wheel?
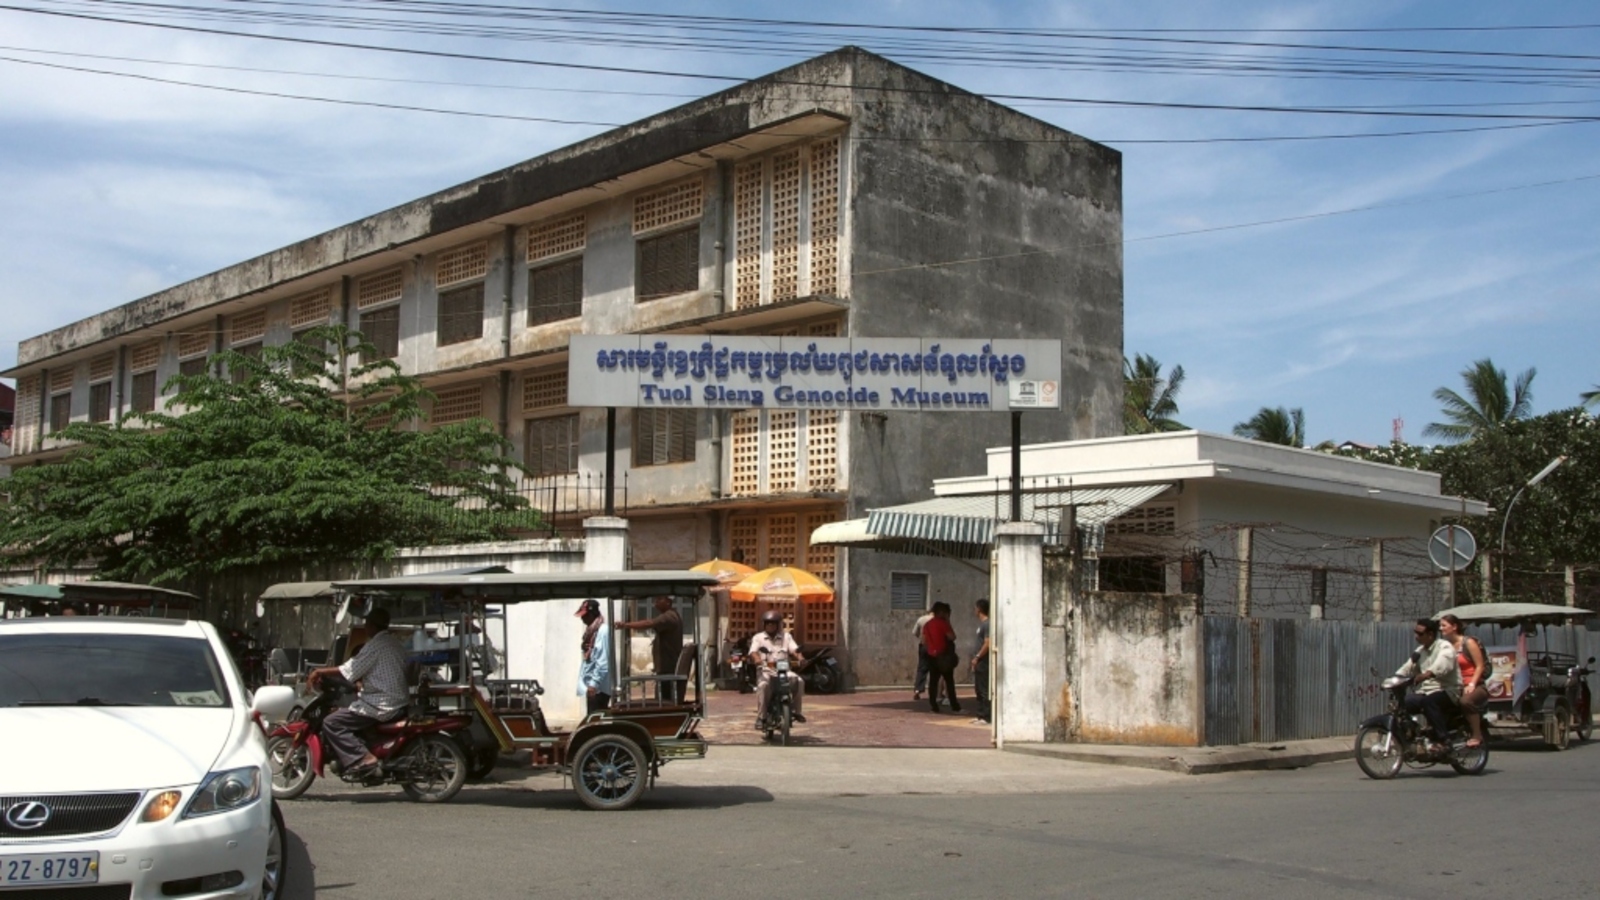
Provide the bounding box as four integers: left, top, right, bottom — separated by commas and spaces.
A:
401, 735, 468, 803
811, 664, 841, 695
1577, 696, 1593, 743
571, 734, 647, 811
267, 736, 315, 800
467, 748, 498, 781
258, 801, 288, 900
1547, 708, 1571, 751
780, 703, 792, 746
1354, 725, 1403, 780
1449, 741, 1489, 776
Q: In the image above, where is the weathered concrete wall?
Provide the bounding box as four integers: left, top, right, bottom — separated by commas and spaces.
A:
1043, 546, 1074, 741
841, 51, 1124, 685
1070, 591, 1201, 746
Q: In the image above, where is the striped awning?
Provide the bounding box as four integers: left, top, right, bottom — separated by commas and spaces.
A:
863, 484, 1173, 548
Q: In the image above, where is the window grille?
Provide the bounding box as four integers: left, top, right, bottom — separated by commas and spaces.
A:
733, 161, 764, 310
806, 410, 838, 490
88, 382, 112, 423
130, 341, 161, 372
770, 150, 801, 302
636, 226, 698, 301
809, 138, 842, 296
49, 392, 72, 433
525, 413, 579, 477
431, 384, 484, 425
1107, 503, 1178, 536
231, 309, 267, 345
804, 511, 838, 586
728, 511, 762, 639
437, 283, 485, 346
131, 371, 157, 414
806, 320, 840, 338
632, 408, 695, 466
88, 354, 115, 383
13, 375, 39, 452
527, 213, 586, 262
890, 572, 929, 611
360, 305, 400, 361
177, 331, 211, 359
730, 410, 761, 496
767, 410, 798, 493
529, 257, 582, 326
289, 288, 333, 328
522, 368, 567, 411
437, 242, 488, 288
766, 514, 798, 567
632, 178, 703, 234
357, 268, 403, 310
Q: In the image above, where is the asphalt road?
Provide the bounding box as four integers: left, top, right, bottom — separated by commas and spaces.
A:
277, 737, 1599, 899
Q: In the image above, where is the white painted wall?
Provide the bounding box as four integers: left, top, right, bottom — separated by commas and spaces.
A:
1071, 592, 1201, 746
994, 522, 1046, 745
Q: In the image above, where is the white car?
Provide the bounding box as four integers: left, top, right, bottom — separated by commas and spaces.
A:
0, 617, 297, 899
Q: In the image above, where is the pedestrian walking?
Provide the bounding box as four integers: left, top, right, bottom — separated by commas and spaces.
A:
922, 602, 961, 714
912, 607, 934, 700
576, 599, 613, 714
970, 599, 991, 724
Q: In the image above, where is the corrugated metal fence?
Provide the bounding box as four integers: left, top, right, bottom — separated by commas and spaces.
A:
1203, 616, 1600, 746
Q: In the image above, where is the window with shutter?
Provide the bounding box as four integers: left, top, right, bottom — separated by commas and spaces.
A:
632, 408, 696, 466
529, 257, 583, 326
525, 414, 579, 476
361, 305, 401, 360
89, 382, 112, 423
635, 226, 699, 301
890, 572, 929, 611
437, 283, 485, 346
131, 371, 157, 413
49, 393, 72, 433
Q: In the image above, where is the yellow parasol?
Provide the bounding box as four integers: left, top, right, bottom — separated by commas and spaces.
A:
690, 559, 757, 591
728, 566, 835, 603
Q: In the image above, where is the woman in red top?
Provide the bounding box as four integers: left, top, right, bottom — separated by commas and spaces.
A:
1440, 613, 1488, 747
922, 602, 962, 714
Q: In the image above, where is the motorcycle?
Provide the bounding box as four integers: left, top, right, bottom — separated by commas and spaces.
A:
266, 673, 476, 803
729, 634, 842, 695
1353, 675, 1489, 780
224, 627, 270, 690
755, 659, 799, 746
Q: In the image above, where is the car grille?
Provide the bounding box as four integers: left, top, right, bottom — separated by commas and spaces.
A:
0, 793, 141, 840
0, 886, 131, 899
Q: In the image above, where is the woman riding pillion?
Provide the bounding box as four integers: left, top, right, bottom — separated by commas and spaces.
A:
1395, 617, 1463, 753
1439, 613, 1490, 748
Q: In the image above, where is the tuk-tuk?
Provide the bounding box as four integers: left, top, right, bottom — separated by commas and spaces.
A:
1437, 602, 1596, 749
331, 570, 720, 810
0, 581, 197, 619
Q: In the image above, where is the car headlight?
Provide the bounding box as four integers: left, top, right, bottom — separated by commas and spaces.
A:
182, 767, 261, 818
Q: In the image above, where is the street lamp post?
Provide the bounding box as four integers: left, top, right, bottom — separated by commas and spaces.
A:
1497, 455, 1567, 599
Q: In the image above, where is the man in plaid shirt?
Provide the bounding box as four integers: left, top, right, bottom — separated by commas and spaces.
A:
309, 606, 411, 777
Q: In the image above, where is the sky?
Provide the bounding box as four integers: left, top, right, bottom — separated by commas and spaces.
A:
1, 0, 1596, 446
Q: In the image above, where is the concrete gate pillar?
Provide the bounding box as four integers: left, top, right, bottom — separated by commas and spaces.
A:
541, 517, 631, 726
994, 521, 1046, 745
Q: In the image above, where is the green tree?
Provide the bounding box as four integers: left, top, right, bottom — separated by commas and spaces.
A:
1424, 357, 1535, 442
1123, 353, 1188, 434
1232, 406, 1305, 447
0, 326, 538, 584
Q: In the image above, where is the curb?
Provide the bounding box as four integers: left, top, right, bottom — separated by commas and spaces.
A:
1002, 740, 1353, 775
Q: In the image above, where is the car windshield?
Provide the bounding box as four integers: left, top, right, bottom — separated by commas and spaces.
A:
0, 632, 231, 708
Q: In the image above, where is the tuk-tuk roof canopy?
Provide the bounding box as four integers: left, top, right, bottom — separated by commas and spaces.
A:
1435, 602, 1591, 625
60, 581, 198, 608
0, 583, 64, 600
333, 571, 720, 602
260, 581, 339, 601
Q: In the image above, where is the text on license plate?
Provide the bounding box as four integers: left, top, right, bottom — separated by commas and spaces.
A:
1, 852, 99, 885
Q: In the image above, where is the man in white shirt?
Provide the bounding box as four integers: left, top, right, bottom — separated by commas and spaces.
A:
912, 608, 934, 701
750, 611, 806, 728
1395, 617, 1461, 746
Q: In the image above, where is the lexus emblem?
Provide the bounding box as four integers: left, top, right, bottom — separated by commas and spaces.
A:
4, 801, 51, 831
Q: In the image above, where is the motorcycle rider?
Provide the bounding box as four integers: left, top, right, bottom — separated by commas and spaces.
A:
307, 606, 410, 777
750, 610, 806, 728
1395, 617, 1461, 752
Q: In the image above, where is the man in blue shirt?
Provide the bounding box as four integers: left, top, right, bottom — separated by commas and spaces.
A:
576, 599, 613, 714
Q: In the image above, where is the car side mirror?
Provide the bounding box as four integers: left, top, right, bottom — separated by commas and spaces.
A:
251, 685, 297, 722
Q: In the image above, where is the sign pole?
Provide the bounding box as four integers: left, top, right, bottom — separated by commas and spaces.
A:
605, 407, 617, 517
1010, 411, 1022, 523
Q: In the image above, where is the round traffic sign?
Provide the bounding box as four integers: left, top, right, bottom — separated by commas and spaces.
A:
1428, 525, 1477, 572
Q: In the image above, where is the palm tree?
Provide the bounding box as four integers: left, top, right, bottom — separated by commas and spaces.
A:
1233, 406, 1305, 447
1582, 384, 1599, 408
1123, 353, 1187, 434
1424, 358, 1535, 442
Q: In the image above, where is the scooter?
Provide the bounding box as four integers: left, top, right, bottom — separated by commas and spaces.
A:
266, 673, 476, 803
1353, 675, 1489, 780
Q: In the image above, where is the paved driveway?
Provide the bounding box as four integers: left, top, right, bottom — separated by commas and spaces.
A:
701, 686, 992, 747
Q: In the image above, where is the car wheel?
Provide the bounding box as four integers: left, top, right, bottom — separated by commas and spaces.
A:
401, 735, 468, 803
571, 735, 647, 811
259, 801, 288, 900
267, 737, 315, 800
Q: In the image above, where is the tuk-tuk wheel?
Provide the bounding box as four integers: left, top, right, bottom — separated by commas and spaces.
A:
467, 748, 498, 781
1546, 708, 1571, 751
572, 734, 647, 811
1577, 712, 1593, 743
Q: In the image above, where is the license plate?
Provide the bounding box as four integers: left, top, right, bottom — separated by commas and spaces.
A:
1, 852, 99, 886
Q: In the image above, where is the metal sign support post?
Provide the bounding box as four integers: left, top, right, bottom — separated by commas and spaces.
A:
1010, 411, 1023, 523
605, 407, 617, 517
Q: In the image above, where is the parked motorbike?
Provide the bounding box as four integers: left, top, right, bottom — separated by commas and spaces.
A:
1353, 675, 1489, 779
726, 637, 756, 694
793, 644, 843, 695
755, 659, 799, 746
266, 673, 476, 802
224, 627, 270, 690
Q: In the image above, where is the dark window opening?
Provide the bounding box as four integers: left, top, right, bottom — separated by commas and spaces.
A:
176, 356, 208, 394
636, 226, 699, 301
529, 257, 583, 326
437, 283, 485, 346
230, 343, 262, 385
89, 382, 112, 423
632, 407, 695, 466
1099, 557, 1167, 594
890, 572, 929, 611
49, 393, 72, 433
361, 306, 401, 361
526, 414, 579, 477
131, 371, 157, 414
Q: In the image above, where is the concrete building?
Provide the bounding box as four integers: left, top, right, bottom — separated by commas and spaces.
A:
2, 48, 1124, 684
